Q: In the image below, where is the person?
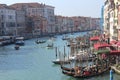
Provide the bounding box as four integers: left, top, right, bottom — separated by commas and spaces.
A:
110, 69, 113, 80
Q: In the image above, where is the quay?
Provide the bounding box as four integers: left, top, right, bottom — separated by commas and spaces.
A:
111, 66, 120, 74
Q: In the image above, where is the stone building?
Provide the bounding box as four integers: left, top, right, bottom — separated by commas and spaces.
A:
103, 0, 120, 42
0, 4, 16, 36
10, 2, 55, 36
16, 10, 26, 37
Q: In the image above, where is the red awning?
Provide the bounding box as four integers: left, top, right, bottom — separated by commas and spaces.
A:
94, 42, 110, 50
90, 36, 99, 41
116, 41, 120, 46
110, 50, 120, 55
110, 40, 117, 45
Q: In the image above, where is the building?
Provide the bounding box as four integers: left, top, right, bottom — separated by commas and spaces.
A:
10, 2, 55, 36
0, 4, 16, 36
16, 10, 26, 37
103, 0, 120, 42
44, 5, 55, 34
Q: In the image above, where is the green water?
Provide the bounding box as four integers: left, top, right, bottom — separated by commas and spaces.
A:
0, 33, 120, 80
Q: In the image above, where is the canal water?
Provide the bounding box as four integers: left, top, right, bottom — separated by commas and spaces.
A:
0, 33, 120, 80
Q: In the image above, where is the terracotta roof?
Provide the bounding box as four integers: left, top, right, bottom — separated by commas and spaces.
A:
0, 4, 14, 9
10, 2, 54, 10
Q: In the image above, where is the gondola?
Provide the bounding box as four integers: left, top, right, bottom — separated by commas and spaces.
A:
61, 65, 75, 72
73, 68, 109, 78
62, 70, 75, 76
61, 65, 109, 78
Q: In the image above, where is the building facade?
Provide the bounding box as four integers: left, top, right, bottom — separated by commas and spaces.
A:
16, 10, 26, 37
103, 0, 120, 42
0, 4, 16, 36
10, 3, 55, 36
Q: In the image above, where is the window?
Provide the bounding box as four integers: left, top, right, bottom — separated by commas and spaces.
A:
8, 15, 12, 19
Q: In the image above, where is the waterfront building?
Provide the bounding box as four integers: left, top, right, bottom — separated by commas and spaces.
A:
91, 18, 101, 30
0, 4, 16, 36
43, 5, 55, 34
71, 16, 100, 32
55, 16, 74, 33
55, 16, 100, 33
10, 2, 55, 36
62, 17, 74, 33
103, 0, 120, 42
54, 16, 62, 33
16, 10, 26, 37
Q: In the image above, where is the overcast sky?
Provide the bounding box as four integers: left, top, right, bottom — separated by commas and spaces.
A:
0, 0, 104, 18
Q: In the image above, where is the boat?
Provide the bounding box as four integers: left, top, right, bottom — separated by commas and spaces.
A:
62, 70, 75, 76
14, 45, 20, 50
61, 65, 109, 78
62, 35, 69, 40
15, 37, 24, 46
35, 40, 46, 44
46, 43, 54, 49
52, 47, 70, 64
61, 65, 75, 72
52, 59, 70, 64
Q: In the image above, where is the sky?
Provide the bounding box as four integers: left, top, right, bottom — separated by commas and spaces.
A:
0, 0, 104, 18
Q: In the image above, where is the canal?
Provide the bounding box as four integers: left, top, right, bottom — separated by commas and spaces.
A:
0, 33, 120, 80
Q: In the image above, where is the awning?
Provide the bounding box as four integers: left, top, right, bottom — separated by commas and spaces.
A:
116, 41, 120, 46
94, 42, 110, 50
110, 50, 120, 55
90, 36, 99, 41
110, 40, 117, 45
95, 49, 110, 55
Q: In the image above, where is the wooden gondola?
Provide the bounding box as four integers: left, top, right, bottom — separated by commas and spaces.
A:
62, 70, 75, 76
61, 65, 74, 72
73, 68, 109, 78
61, 65, 109, 78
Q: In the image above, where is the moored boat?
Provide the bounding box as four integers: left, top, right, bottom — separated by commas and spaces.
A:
47, 43, 54, 48
61, 65, 109, 78
52, 59, 70, 64
35, 40, 46, 44
15, 37, 24, 46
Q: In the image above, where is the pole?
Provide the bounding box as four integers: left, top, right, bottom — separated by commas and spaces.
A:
55, 47, 57, 59
110, 69, 113, 80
